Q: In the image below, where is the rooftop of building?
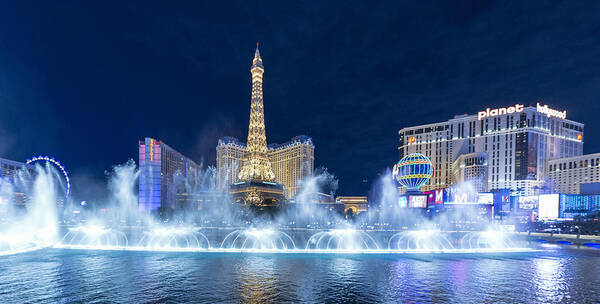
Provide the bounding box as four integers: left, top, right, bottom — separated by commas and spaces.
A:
398, 104, 583, 133
218, 135, 313, 150
547, 152, 600, 164
268, 135, 313, 150
0, 157, 27, 166
140, 137, 199, 167
217, 136, 246, 147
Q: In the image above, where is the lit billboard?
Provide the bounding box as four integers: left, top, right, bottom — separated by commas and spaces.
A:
538, 194, 559, 219
477, 193, 494, 205
445, 186, 481, 205
423, 191, 435, 205
518, 196, 539, 210
434, 189, 444, 205
408, 195, 427, 208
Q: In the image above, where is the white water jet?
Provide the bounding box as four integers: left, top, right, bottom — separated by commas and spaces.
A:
306, 229, 379, 251
388, 230, 455, 251
0, 164, 60, 255
460, 230, 519, 249
60, 225, 129, 249
137, 227, 210, 250
107, 160, 140, 225
221, 228, 296, 251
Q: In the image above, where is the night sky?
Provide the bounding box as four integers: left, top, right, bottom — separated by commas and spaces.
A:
1, 1, 600, 197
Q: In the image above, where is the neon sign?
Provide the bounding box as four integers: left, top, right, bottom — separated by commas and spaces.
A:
536, 103, 566, 119
577, 134, 582, 141
408, 136, 416, 144
478, 104, 524, 120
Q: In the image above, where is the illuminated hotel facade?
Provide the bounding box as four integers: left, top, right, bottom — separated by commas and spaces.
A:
547, 153, 600, 194
398, 103, 583, 196
452, 152, 488, 193
138, 137, 199, 212
216, 137, 246, 190
217, 135, 314, 199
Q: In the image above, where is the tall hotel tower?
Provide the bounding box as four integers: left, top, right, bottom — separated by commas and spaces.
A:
217, 46, 314, 200
398, 104, 583, 196
139, 138, 199, 211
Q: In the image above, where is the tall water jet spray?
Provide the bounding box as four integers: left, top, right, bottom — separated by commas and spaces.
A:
370, 170, 408, 227
286, 167, 341, 228
107, 160, 140, 225
0, 178, 14, 218
27, 164, 60, 243
0, 164, 60, 255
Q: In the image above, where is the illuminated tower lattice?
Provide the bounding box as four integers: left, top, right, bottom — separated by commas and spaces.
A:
237, 44, 276, 182
231, 44, 284, 208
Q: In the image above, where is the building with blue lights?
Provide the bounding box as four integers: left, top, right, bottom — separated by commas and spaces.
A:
138, 138, 199, 212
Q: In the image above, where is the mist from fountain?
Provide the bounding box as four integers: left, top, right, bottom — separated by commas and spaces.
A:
0, 159, 533, 255
108, 160, 142, 225
0, 164, 60, 255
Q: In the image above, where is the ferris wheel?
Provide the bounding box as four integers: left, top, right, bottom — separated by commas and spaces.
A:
26, 156, 71, 197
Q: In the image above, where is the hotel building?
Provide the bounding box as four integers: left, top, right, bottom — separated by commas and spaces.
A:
216, 135, 314, 199
216, 137, 246, 190
267, 135, 315, 198
452, 152, 488, 193
547, 153, 600, 194
398, 103, 584, 196
138, 137, 199, 212
0, 157, 31, 206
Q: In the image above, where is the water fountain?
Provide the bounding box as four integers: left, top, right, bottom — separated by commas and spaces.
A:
220, 228, 296, 251
460, 230, 521, 250
0, 159, 534, 256
59, 225, 128, 249
388, 230, 455, 252
0, 164, 60, 255
137, 227, 210, 251
306, 229, 379, 252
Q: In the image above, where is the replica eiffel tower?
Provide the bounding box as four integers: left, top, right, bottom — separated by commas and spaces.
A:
230, 44, 285, 208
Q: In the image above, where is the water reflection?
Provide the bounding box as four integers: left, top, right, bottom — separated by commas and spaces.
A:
534, 257, 567, 303
236, 256, 279, 303
0, 248, 599, 303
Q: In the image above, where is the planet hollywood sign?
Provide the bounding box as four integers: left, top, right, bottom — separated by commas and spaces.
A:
536, 103, 566, 119
477, 103, 566, 120
477, 104, 524, 120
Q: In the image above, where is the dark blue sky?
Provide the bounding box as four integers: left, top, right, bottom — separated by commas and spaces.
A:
1, 1, 600, 196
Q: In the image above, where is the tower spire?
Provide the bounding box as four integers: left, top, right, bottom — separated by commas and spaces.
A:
252, 42, 263, 69
237, 44, 275, 182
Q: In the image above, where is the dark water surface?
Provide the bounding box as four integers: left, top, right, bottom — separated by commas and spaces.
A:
1, 245, 599, 303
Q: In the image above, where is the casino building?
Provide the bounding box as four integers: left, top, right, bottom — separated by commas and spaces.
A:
398, 103, 584, 196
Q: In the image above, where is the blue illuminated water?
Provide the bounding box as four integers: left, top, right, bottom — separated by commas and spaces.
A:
1, 245, 599, 303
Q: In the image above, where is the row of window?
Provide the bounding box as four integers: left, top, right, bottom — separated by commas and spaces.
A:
549, 158, 600, 171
